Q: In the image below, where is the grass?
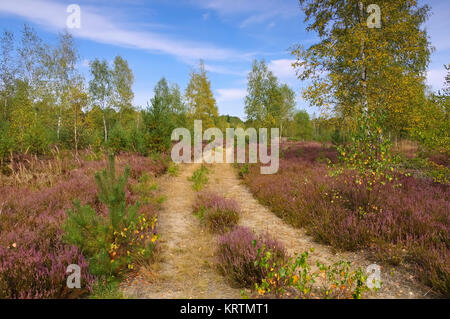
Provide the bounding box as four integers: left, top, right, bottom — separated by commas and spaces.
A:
167, 162, 180, 177
188, 164, 209, 191
89, 277, 125, 299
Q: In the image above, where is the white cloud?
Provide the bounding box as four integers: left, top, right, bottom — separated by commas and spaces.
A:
216, 88, 247, 103
427, 68, 447, 91
0, 0, 244, 62
192, 0, 299, 28
268, 59, 297, 83
204, 63, 248, 76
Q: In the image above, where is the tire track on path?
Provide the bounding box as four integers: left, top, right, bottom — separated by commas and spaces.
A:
122, 161, 240, 299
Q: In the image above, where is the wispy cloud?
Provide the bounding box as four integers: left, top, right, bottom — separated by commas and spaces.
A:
0, 0, 245, 62
268, 59, 297, 83
216, 88, 246, 103
192, 0, 299, 28
204, 63, 248, 76
426, 68, 447, 91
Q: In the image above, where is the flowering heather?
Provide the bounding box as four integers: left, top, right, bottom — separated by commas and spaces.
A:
241, 141, 450, 296
216, 226, 286, 288
0, 153, 167, 298
193, 191, 241, 233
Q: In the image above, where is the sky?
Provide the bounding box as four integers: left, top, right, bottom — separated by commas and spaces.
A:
0, 0, 448, 120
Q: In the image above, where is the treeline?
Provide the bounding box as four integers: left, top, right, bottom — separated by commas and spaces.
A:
0, 24, 313, 165
0, 26, 247, 163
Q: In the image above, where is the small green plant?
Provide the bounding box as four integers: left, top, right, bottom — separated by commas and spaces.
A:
63, 153, 159, 278
238, 163, 249, 178
188, 164, 209, 191
167, 162, 180, 177
425, 161, 449, 184
254, 246, 370, 299
89, 277, 125, 299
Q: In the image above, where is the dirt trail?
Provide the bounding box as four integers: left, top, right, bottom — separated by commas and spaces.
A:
123, 150, 433, 299
121, 161, 241, 299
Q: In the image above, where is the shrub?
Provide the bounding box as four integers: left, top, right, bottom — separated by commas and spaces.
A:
193, 192, 240, 233
254, 248, 369, 299
63, 154, 158, 277
107, 124, 131, 153
188, 164, 209, 191
216, 226, 286, 287
0, 122, 14, 164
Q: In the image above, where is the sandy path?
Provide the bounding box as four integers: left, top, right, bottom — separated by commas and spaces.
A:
121, 161, 241, 299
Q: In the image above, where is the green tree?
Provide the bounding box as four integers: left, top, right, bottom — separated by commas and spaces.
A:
411, 64, 450, 153
185, 60, 218, 128
278, 84, 296, 137
89, 59, 112, 143
294, 110, 314, 140
67, 80, 88, 155
293, 0, 431, 138
245, 60, 295, 136
48, 31, 79, 141
0, 30, 16, 122
245, 59, 276, 127
111, 56, 134, 125
144, 78, 177, 153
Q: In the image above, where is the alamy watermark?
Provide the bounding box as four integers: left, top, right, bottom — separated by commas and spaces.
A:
66, 264, 81, 289
66, 4, 81, 29
366, 264, 382, 289
362, 2, 381, 29
171, 120, 279, 174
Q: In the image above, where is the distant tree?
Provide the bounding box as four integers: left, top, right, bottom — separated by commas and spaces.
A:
245, 60, 295, 136
144, 78, 176, 153
49, 31, 79, 141
168, 83, 186, 127
89, 59, 112, 142
185, 60, 218, 128
67, 80, 87, 155
411, 64, 450, 153
294, 110, 314, 141
111, 56, 134, 124
18, 24, 46, 102
0, 30, 16, 122
278, 84, 296, 137
245, 59, 275, 127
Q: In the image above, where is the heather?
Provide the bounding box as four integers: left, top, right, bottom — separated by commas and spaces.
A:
216, 226, 286, 287
216, 226, 369, 299
0, 152, 167, 298
241, 142, 450, 295
193, 191, 241, 233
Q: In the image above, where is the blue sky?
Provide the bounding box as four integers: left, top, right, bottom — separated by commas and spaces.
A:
0, 0, 448, 119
